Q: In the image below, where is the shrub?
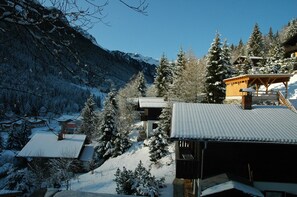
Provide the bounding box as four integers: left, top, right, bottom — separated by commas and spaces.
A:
114, 161, 165, 196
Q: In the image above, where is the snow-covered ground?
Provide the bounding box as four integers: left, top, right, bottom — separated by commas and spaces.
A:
69, 125, 175, 196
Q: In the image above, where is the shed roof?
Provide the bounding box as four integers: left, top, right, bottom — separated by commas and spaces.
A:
17, 133, 86, 158
201, 180, 263, 197
138, 97, 167, 108
79, 145, 94, 162
223, 74, 293, 85
171, 103, 297, 144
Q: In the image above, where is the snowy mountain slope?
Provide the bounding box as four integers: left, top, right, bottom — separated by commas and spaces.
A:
0, 0, 156, 117
127, 53, 159, 66
70, 128, 175, 196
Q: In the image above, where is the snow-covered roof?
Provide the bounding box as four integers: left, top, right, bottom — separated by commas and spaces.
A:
171, 103, 297, 144
56, 114, 78, 122
201, 180, 264, 197
79, 145, 94, 162
224, 74, 294, 83
138, 97, 167, 108
27, 118, 46, 123
17, 133, 86, 158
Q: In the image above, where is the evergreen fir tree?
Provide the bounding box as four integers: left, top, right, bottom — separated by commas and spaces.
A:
114, 161, 165, 196
204, 33, 226, 103
284, 18, 297, 41
263, 37, 285, 74
272, 38, 285, 60
149, 105, 170, 162
221, 40, 233, 78
175, 48, 187, 79
158, 105, 172, 135
135, 72, 147, 97
170, 48, 187, 98
112, 130, 131, 158
241, 57, 252, 74
114, 167, 134, 195
268, 27, 274, 41
154, 54, 173, 97
6, 121, 31, 150
97, 90, 118, 159
149, 128, 169, 163
237, 39, 245, 56
247, 23, 264, 57
133, 161, 165, 196
79, 94, 97, 142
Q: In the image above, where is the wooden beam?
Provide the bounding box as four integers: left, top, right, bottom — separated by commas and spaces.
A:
257, 78, 269, 94
248, 78, 257, 87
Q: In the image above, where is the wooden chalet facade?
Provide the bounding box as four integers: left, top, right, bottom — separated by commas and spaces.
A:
137, 97, 167, 138
171, 102, 297, 197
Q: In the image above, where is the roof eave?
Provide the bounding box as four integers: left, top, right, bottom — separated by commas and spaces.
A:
170, 137, 297, 145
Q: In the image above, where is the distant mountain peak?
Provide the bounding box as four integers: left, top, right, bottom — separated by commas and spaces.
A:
127, 53, 159, 66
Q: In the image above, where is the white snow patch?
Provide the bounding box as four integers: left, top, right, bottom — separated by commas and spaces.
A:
128, 53, 159, 66
70, 138, 175, 196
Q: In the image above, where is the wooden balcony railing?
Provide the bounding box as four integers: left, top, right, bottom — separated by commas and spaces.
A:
175, 141, 200, 179
176, 157, 199, 179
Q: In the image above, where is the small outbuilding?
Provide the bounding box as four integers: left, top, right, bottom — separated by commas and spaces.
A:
223, 74, 293, 99
17, 133, 93, 171
137, 97, 168, 138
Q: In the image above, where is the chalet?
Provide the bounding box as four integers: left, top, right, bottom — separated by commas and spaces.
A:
171, 102, 297, 197
233, 56, 264, 67
0, 120, 15, 131
17, 133, 94, 171
137, 97, 167, 138
0, 119, 23, 131
27, 118, 47, 128
56, 115, 81, 134
283, 34, 297, 58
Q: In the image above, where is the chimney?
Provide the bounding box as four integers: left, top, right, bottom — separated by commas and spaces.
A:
240, 88, 254, 110
57, 130, 65, 140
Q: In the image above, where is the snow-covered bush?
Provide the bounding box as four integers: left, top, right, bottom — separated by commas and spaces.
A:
114, 167, 134, 195
5, 168, 36, 196
6, 122, 31, 150
114, 161, 165, 197
48, 158, 75, 190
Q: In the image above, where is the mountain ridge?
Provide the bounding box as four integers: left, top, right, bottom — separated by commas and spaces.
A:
0, 0, 157, 116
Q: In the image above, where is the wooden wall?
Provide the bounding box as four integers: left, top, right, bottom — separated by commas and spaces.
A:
225, 80, 248, 97
202, 142, 297, 183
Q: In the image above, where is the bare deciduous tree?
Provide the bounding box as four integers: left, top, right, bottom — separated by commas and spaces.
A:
38, 0, 149, 28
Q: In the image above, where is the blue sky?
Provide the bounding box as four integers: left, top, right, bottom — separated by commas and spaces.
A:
88, 0, 297, 61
